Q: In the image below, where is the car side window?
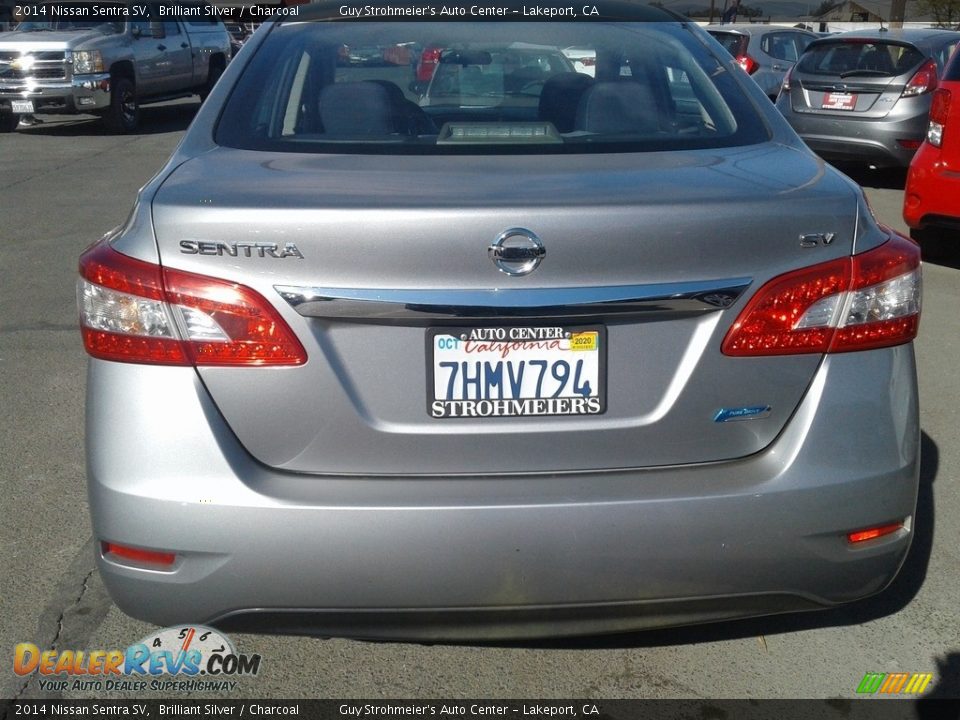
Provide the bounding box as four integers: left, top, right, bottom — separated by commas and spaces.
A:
934, 41, 959, 73
762, 33, 804, 62
129, 14, 150, 37
795, 34, 815, 56
130, 4, 162, 36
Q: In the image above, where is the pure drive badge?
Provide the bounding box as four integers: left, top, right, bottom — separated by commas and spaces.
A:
179, 240, 304, 259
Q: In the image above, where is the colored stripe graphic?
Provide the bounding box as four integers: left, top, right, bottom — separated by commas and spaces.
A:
880, 673, 909, 693
857, 673, 886, 694
905, 674, 933, 694
857, 672, 933, 695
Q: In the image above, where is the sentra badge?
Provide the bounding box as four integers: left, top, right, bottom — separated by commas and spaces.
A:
180, 240, 304, 259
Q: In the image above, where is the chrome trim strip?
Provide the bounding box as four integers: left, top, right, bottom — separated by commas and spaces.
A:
275, 279, 751, 321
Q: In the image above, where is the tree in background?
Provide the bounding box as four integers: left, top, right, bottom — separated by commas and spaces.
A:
738, 4, 765, 17
916, 0, 960, 27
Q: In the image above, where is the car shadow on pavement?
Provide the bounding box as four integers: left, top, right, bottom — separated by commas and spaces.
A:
920, 239, 960, 270
915, 653, 960, 710
14, 100, 200, 137
491, 431, 939, 651
836, 164, 908, 191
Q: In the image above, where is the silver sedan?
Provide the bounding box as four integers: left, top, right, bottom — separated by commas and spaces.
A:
79, 3, 922, 640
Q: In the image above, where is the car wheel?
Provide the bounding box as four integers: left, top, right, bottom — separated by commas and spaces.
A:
103, 77, 139, 134
0, 112, 19, 133
199, 59, 225, 103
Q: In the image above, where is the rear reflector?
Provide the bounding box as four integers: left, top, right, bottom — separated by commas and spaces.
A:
897, 139, 923, 150
102, 542, 176, 567
902, 59, 938, 98
722, 232, 921, 356
79, 239, 307, 366
847, 522, 903, 544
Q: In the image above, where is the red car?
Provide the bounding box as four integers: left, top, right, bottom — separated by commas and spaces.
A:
904, 46, 960, 253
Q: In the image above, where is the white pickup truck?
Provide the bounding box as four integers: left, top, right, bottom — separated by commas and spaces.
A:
0, 2, 231, 132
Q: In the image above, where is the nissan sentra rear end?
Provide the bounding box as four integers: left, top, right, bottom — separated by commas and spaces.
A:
80, 2, 921, 639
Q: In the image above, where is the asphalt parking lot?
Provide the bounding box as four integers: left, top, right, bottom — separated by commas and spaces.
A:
1, 99, 958, 702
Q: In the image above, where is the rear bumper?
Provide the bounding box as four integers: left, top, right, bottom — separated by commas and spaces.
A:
87, 346, 920, 640
0, 73, 111, 114
904, 144, 960, 230
777, 100, 926, 168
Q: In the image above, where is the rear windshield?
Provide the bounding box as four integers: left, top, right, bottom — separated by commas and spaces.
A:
215, 21, 769, 155
795, 40, 925, 78
707, 31, 745, 56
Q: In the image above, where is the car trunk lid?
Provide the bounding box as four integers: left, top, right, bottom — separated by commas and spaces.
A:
150, 145, 857, 475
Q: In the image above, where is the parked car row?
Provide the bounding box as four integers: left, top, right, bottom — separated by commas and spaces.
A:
711, 25, 959, 253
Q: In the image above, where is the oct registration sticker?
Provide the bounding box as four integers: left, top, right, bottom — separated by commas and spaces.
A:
427, 326, 606, 418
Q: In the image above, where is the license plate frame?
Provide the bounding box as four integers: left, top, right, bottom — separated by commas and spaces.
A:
11, 100, 34, 114
822, 92, 857, 111
426, 325, 607, 419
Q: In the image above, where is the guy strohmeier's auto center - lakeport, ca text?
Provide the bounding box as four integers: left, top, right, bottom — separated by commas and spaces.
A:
336, 4, 599, 17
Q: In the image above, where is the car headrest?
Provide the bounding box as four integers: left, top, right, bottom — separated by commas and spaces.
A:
575, 81, 658, 135
319, 81, 397, 136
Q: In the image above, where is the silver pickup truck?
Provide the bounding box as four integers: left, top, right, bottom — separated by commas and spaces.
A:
0, 2, 231, 132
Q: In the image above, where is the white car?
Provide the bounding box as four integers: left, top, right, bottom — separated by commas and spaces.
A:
562, 46, 596, 77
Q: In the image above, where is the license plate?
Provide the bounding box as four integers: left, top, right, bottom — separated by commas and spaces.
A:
428, 325, 606, 418
12, 100, 34, 114
822, 93, 857, 111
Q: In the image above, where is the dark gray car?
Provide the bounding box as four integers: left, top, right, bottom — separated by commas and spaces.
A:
776, 28, 960, 168
78, 2, 923, 640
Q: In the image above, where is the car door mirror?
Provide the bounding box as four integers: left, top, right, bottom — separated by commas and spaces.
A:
131, 25, 142, 39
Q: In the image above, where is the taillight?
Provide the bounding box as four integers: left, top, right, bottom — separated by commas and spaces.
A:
417, 47, 442, 83
78, 239, 307, 366
722, 232, 921, 356
902, 59, 938, 98
736, 54, 759, 75
781, 66, 793, 93
927, 87, 951, 147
